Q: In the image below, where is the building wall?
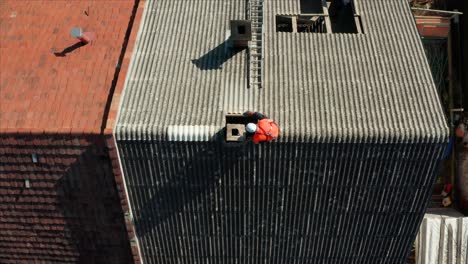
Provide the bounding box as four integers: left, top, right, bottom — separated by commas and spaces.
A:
104, 133, 142, 263
117, 140, 445, 264
0, 133, 133, 263
102, 1, 147, 262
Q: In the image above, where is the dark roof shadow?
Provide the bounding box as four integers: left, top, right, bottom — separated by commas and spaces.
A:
330, 4, 358, 33
300, 0, 323, 13
54, 142, 133, 263
131, 129, 258, 240
191, 40, 244, 70
0, 137, 136, 263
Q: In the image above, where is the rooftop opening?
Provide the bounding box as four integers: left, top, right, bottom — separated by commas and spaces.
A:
329, 0, 363, 33
276, 15, 294, 32
300, 0, 323, 13
276, 15, 328, 33
226, 124, 246, 142
298, 16, 326, 33
238, 25, 246, 35
276, 0, 363, 34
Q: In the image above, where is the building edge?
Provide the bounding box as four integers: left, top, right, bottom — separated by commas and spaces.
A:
104, 1, 147, 263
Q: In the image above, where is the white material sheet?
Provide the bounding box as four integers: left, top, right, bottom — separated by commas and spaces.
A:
415, 208, 468, 264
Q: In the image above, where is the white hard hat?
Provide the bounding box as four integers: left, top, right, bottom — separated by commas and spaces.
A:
246, 123, 257, 133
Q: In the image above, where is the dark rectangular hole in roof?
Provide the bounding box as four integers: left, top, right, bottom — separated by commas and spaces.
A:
298, 16, 327, 33
277, 0, 363, 34
300, 0, 323, 13
276, 15, 293, 32
238, 25, 246, 34
330, 2, 361, 33
276, 15, 328, 33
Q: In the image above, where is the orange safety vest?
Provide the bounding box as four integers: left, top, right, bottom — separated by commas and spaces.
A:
253, 119, 279, 144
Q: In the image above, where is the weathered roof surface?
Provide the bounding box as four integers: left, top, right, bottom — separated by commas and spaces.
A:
0, 0, 135, 134
115, 0, 448, 143
0, 1, 144, 263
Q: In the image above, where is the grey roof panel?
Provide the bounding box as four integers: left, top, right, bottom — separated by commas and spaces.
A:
115, 0, 448, 143
116, 0, 250, 141
114, 1, 450, 262
117, 140, 446, 263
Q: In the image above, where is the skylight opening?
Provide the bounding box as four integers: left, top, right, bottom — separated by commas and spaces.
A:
276, 0, 363, 34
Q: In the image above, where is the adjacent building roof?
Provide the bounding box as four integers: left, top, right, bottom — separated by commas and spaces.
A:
0, 1, 144, 262
115, 0, 448, 142
0, 0, 135, 134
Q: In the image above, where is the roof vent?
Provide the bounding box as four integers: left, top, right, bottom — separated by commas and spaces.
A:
226, 123, 246, 142
225, 113, 258, 142
71, 27, 94, 44
229, 20, 251, 48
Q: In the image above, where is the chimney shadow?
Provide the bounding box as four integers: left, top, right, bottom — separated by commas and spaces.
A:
54, 42, 86, 57
191, 40, 244, 70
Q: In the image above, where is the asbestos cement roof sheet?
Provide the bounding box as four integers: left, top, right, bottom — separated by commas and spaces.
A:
115, 0, 448, 143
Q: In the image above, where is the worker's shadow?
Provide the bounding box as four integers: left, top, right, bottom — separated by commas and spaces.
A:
191, 40, 244, 70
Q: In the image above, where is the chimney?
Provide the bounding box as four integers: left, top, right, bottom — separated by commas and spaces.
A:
229, 20, 252, 48
71, 27, 93, 44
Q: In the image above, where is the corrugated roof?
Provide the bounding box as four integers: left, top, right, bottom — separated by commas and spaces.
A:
117, 140, 446, 263
115, 0, 448, 143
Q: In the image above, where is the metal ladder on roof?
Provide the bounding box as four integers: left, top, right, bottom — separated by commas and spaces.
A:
248, 0, 263, 89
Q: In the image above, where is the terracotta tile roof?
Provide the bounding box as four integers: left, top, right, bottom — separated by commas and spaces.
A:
0, 134, 134, 263
0, 0, 145, 263
0, 0, 135, 134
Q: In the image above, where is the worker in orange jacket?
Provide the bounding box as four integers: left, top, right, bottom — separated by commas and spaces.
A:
244, 112, 279, 144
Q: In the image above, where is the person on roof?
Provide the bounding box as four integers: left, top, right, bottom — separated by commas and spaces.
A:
244, 111, 279, 144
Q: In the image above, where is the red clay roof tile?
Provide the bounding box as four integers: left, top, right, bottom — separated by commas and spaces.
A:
0, 0, 135, 134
